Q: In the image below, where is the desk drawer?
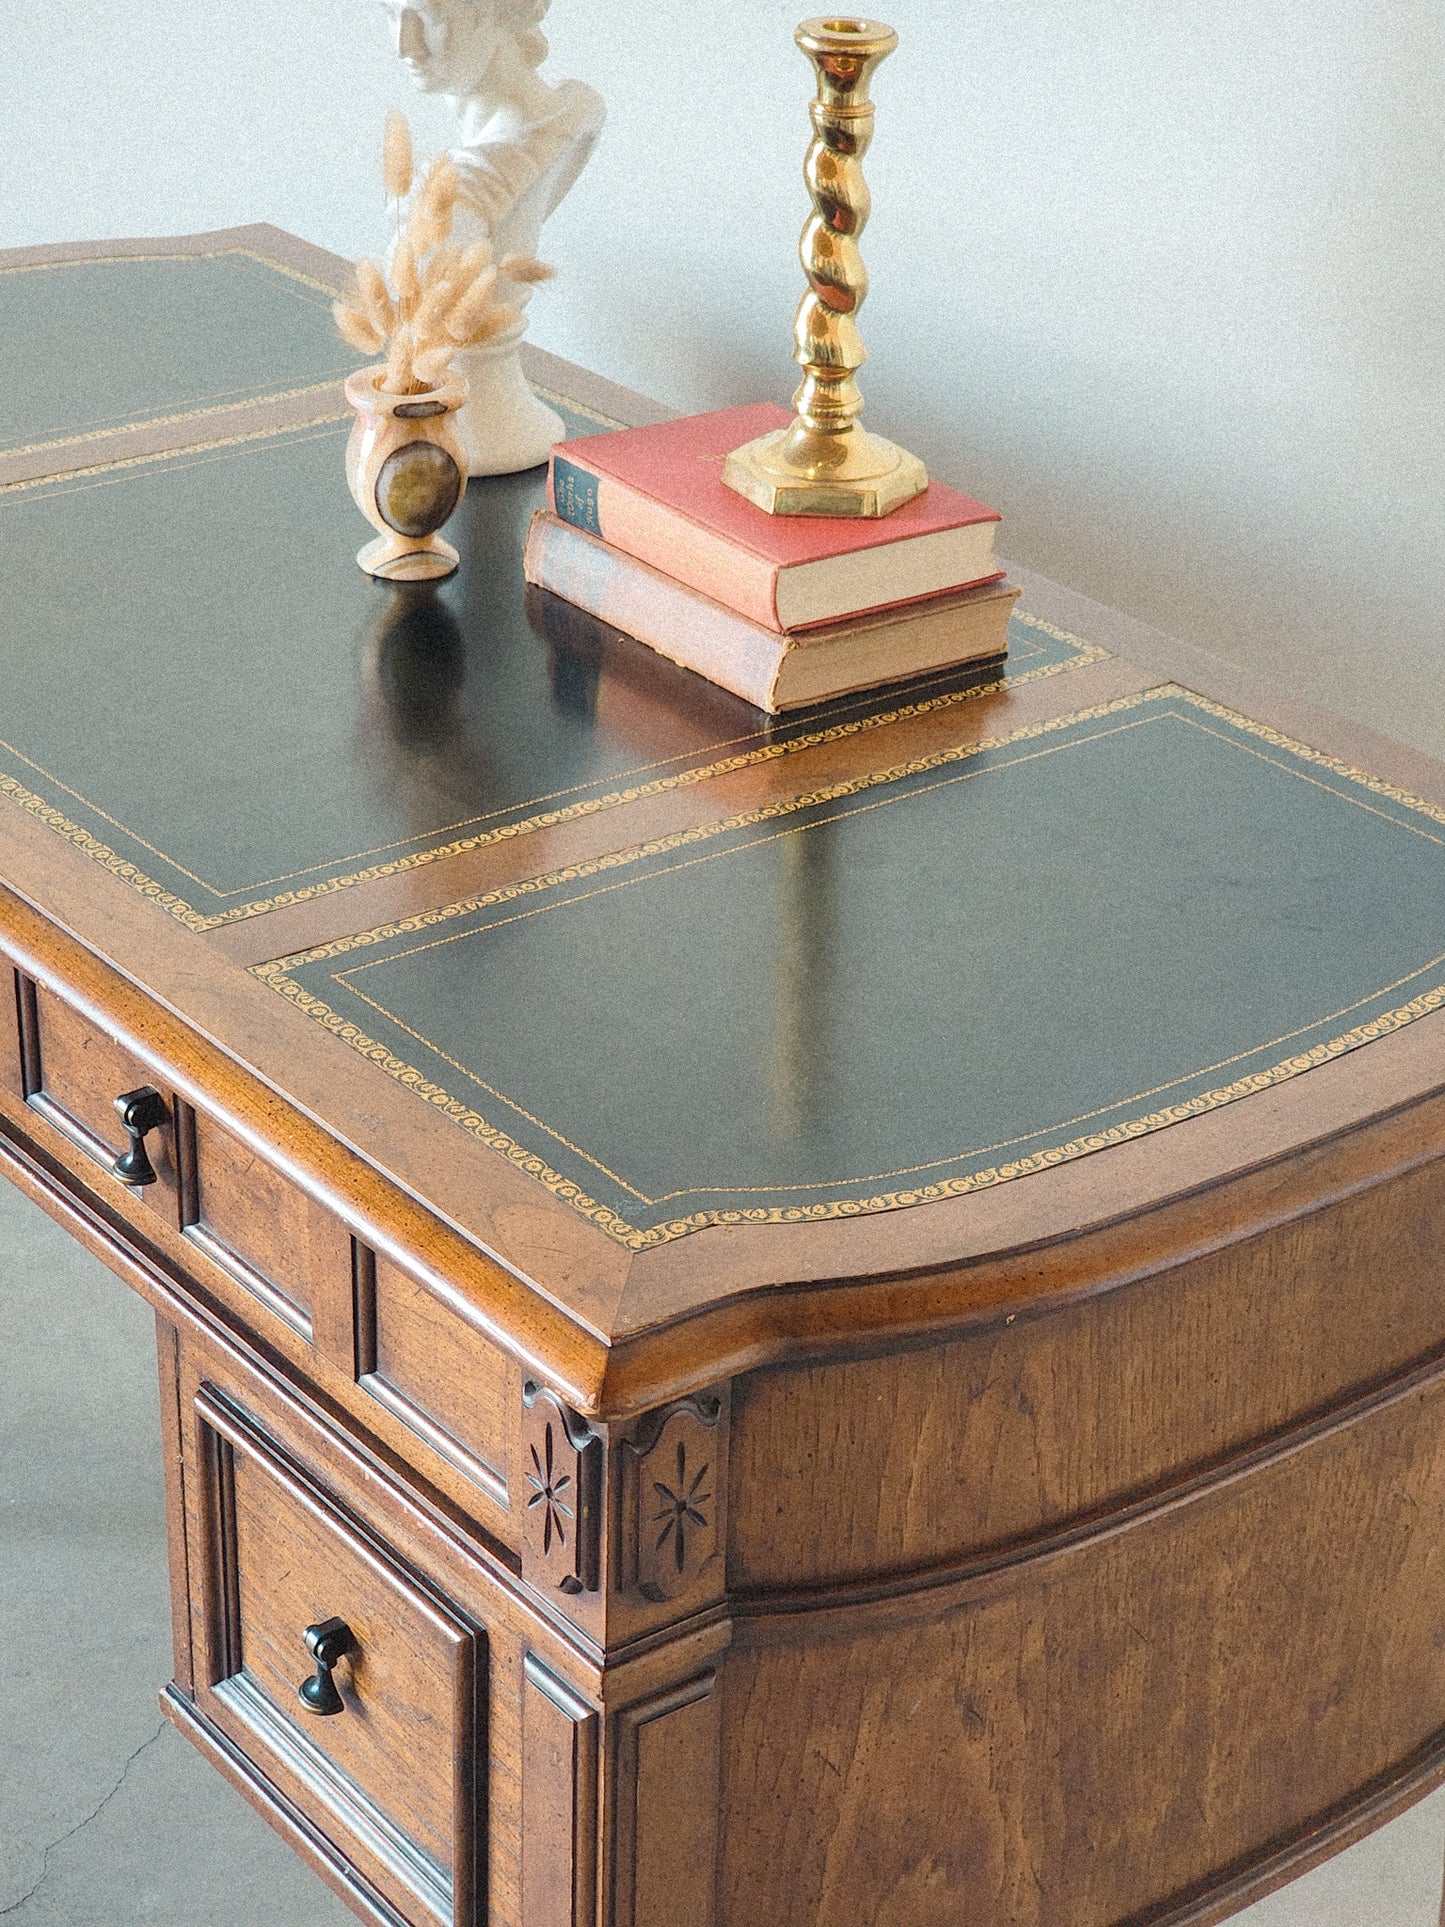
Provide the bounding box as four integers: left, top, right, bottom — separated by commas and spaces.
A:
19, 977, 177, 1191
4, 965, 352, 1352
4, 957, 519, 1558
177, 1102, 349, 1343
189, 1381, 484, 1927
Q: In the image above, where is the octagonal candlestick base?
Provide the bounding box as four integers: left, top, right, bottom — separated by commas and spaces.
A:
723, 422, 928, 520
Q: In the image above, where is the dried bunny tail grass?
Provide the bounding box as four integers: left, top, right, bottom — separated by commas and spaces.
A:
382, 327, 431, 394
383, 110, 414, 200
461, 304, 522, 348
455, 241, 494, 282
405, 154, 459, 257
418, 156, 459, 230
392, 237, 422, 315
413, 276, 460, 346
406, 202, 447, 260
355, 258, 396, 335
499, 254, 554, 284
414, 343, 455, 388
445, 267, 500, 342
333, 301, 385, 355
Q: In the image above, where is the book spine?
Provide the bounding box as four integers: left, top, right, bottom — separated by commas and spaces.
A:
548, 454, 603, 534
525, 512, 786, 710
548, 455, 785, 629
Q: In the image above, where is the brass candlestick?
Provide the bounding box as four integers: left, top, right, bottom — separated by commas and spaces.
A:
724, 16, 928, 519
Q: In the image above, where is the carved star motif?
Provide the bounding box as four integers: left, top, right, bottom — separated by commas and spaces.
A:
651, 1440, 711, 1576
526, 1420, 573, 1556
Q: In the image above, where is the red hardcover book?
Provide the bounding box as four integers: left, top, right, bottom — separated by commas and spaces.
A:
524, 510, 1017, 712
547, 403, 1002, 632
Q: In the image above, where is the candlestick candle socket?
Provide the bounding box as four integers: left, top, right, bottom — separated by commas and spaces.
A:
724, 16, 929, 518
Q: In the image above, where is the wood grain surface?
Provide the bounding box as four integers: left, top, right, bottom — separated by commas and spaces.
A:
203, 1388, 476, 1893
359, 1247, 518, 1511
727, 1121, 1445, 1592
8, 252, 1445, 1927
722, 1367, 1445, 1926
3, 314, 1444, 1403
0, 225, 357, 488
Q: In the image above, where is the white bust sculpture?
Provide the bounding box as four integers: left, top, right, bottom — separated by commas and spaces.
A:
380, 0, 605, 474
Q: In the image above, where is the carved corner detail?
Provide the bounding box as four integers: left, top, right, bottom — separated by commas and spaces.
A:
521, 1382, 601, 1596
622, 1394, 726, 1605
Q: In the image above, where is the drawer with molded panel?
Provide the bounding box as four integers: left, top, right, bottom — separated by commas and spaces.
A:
353, 1245, 517, 1516
187, 1377, 486, 1927
174, 1099, 350, 1346
2, 964, 352, 1355
10, 973, 178, 1200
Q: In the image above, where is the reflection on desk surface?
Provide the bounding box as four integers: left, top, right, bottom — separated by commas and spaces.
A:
257, 685, 1445, 1248
0, 415, 1096, 929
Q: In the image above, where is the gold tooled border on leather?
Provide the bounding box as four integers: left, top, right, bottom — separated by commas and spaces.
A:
0, 248, 357, 466
251, 683, 1445, 1249
0, 405, 1106, 928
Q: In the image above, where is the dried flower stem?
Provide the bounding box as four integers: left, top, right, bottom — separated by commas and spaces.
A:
333, 302, 384, 355
383, 110, 414, 200
339, 110, 553, 395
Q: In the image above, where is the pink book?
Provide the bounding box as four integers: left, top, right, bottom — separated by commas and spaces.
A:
547, 403, 1002, 632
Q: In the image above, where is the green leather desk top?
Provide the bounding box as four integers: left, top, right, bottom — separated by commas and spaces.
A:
0, 420, 1091, 929
257, 686, 1445, 1248
0, 246, 363, 455
6, 229, 1442, 1266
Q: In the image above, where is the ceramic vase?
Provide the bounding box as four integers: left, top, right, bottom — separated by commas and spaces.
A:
344, 367, 468, 582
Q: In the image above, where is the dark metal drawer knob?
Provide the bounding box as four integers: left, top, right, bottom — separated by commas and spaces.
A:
112, 1086, 167, 1186
298, 1617, 355, 1716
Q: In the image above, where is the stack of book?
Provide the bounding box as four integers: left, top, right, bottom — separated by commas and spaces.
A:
523, 403, 1017, 714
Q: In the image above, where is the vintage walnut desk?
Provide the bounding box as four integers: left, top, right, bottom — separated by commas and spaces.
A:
4, 227, 1445, 1927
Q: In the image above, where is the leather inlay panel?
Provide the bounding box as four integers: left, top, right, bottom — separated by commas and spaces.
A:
0, 248, 362, 457
0, 409, 1094, 932
258, 685, 1445, 1249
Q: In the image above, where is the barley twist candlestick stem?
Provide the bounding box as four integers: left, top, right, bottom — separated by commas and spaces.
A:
723, 15, 928, 518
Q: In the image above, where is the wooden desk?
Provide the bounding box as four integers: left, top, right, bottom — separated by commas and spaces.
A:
5, 225, 1445, 1927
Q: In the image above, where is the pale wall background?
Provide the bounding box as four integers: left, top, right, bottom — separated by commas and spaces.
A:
1, 0, 1442, 751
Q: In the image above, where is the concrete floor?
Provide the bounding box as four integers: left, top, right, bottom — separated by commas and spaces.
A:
0, 1177, 354, 1925
1, 1174, 1442, 1924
